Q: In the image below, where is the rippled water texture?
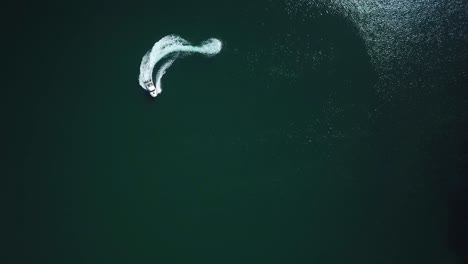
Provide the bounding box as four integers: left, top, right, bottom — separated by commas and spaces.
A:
285, 0, 468, 98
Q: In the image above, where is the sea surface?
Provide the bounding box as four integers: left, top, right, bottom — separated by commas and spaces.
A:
4, 0, 468, 263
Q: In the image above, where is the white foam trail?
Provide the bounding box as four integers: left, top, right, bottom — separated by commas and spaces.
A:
138, 35, 223, 98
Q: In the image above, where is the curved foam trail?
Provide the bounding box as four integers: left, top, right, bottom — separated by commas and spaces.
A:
138, 35, 223, 98
154, 57, 177, 95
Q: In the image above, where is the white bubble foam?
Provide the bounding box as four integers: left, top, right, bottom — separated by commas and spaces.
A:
138, 35, 223, 98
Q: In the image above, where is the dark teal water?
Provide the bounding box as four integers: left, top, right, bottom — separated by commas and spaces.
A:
4, 1, 468, 263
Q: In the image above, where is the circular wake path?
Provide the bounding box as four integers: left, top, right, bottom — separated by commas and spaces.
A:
138, 35, 223, 98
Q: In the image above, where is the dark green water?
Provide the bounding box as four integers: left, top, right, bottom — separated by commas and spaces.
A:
4, 1, 468, 263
